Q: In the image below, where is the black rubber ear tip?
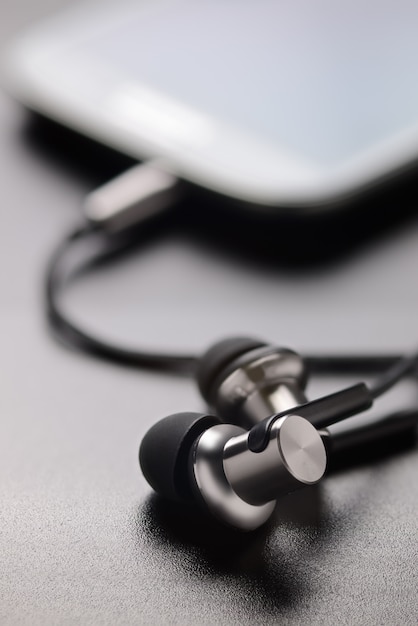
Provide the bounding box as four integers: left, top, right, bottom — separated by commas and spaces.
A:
139, 412, 221, 501
197, 337, 267, 405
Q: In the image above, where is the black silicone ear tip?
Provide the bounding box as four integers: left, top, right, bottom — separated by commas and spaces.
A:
139, 412, 221, 501
197, 336, 267, 404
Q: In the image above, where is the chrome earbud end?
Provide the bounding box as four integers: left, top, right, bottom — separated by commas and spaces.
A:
223, 414, 327, 507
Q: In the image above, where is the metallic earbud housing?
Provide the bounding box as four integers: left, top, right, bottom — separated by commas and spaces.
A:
191, 413, 327, 531
211, 347, 309, 428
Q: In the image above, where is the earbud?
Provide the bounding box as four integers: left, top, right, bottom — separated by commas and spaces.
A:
197, 336, 309, 428
139, 410, 327, 531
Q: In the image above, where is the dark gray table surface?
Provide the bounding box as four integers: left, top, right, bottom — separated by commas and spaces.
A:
1, 4, 417, 624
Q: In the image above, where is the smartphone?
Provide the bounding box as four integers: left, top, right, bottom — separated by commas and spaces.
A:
5, 0, 418, 214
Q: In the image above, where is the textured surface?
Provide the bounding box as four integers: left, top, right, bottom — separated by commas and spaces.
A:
1, 3, 418, 625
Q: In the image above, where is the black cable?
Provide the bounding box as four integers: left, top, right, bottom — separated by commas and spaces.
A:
45, 224, 198, 375
45, 223, 418, 395
369, 352, 418, 398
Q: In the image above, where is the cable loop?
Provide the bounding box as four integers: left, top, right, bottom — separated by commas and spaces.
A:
45, 222, 418, 396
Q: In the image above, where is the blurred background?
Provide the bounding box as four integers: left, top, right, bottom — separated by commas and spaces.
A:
3, 0, 418, 373
1, 2, 418, 625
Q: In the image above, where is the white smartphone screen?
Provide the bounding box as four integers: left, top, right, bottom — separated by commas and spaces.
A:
80, 0, 418, 164
7, 0, 418, 207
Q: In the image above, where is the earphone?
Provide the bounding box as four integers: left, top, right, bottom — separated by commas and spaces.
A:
44, 163, 418, 532
139, 336, 418, 530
